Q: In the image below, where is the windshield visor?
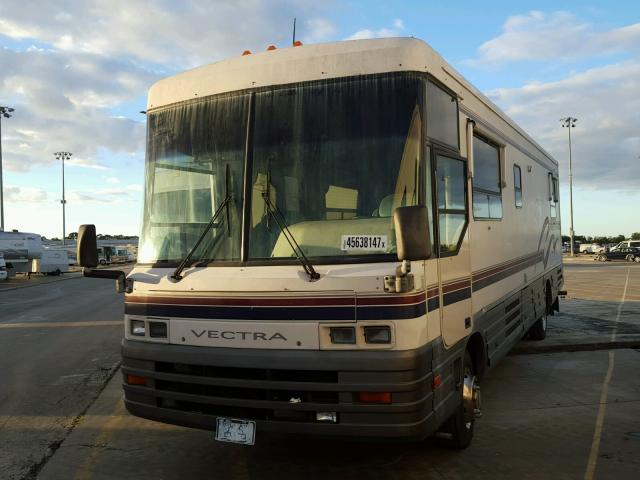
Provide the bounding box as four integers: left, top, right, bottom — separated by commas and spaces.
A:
250, 74, 424, 260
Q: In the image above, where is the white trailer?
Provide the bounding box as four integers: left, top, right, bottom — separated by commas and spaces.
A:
0, 231, 43, 276
32, 249, 69, 275
79, 38, 563, 447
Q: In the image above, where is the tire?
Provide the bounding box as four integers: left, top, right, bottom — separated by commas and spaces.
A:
528, 315, 547, 340
99, 259, 106, 265
625, 255, 633, 262
598, 255, 607, 262
438, 352, 479, 449
55, 269, 61, 276
635, 256, 640, 263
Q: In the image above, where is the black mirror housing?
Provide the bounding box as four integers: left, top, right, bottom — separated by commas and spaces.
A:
393, 206, 432, 261
77, 224, 98, 268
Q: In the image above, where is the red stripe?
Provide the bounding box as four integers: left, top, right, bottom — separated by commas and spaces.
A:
441, 279, 471, 294
126, 291, 427, 308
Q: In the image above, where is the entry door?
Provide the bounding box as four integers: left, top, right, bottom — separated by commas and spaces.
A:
434, 153, 472, 348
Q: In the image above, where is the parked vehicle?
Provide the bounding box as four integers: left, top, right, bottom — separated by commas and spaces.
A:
0, 231, 43, 275
77, 37, 563, 448
596, 247, 640, 262
579, 243, 601, 254
32, 249, 69, 275
0, 254, 7, 281
612, 240, 640, 251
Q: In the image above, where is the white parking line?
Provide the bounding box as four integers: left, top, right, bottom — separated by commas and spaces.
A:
584, 267, 630, 480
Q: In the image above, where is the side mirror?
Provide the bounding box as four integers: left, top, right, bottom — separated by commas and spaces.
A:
394, 205, 432, 261
77, 224, 98, 267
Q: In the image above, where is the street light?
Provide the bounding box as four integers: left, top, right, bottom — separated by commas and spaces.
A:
560, 117, 578, 257
54, 151, 72, 245
0, 105, 15, 232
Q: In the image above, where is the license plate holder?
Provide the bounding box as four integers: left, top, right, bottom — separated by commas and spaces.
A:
215, 417, 256, 445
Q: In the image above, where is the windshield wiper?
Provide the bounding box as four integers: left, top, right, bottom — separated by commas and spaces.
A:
171, 164, 232, 281
262, 168, 320, 281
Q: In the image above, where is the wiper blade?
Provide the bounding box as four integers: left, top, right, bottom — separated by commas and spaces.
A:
171, 164, 232, 281
262, 169, 320, 281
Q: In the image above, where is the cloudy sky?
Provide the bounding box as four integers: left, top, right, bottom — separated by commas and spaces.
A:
0, 0, 638, 238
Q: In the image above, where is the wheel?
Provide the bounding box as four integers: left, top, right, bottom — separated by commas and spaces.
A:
55, 269, 61, 276
635, 256, 640, 263
528, 315, 547, 340
598, 255, 608, 262
99, 259, 106, 265
626, 255, 634, 262
438, 352, 480, 449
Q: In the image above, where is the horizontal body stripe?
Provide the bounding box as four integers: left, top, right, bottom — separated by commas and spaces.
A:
472, 251, 543, 292
443, 287, 471, 306
124, 291, 427, 321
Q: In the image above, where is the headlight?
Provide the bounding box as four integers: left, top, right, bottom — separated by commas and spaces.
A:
330, 327, 356, 344
130, 319, 146, 336
363, 326, 391, 344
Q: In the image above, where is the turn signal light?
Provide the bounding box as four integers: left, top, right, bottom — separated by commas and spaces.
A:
293, 40, 303, 46
242, 50, 252, 55
126, 375, 147, 386
357, 392, 391, 404
266, 45, 277, 51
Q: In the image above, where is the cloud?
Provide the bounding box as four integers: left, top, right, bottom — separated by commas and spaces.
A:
466, 11, 640, 66
487, 61, 640, 190
4, 186, 49, 203
105, 176, 120, 184
345, 19, 405, 41
0, 1, 333, 69
0, 47, 150, 172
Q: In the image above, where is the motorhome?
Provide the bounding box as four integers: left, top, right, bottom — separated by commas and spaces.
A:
0, 231, 42, 276
0, 253, 7, 281
78, 38, 563, 448
32, 248, 69, 275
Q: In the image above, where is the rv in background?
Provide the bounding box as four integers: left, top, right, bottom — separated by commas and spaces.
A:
32, 249, 69, 275
0, 253, 7, 281
0, 231, 43, 276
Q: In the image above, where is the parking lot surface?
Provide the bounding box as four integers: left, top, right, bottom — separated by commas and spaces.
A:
2, 261, 639, 479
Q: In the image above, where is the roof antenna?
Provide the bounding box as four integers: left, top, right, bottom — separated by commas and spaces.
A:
292, 17, 296, 46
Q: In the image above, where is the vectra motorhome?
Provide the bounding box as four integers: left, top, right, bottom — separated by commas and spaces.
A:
78, 37, 563, 448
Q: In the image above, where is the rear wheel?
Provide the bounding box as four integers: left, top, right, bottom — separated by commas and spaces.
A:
635, 256, 640, 263
438, 352, 480, 449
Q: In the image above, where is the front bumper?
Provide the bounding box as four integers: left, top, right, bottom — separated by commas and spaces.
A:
121, 339, 437, 440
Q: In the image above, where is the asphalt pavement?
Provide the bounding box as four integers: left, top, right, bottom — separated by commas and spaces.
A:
0, 271, 127, 480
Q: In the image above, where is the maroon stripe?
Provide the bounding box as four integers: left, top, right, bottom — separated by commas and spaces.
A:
125, 295, 356, 307
472, 252, 539, 282
441, 279, 471, 294
358, 292, 426, 306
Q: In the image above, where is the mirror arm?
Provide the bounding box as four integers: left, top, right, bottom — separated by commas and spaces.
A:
83, 268, 132, 293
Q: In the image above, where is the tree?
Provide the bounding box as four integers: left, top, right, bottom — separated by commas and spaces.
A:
67, 232, 77, 239
631, 232, 640, 240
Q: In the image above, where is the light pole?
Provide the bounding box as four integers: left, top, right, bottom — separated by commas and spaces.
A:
54, 152, 72, 245
0, 106, 15, 232
560, 117, 577, 257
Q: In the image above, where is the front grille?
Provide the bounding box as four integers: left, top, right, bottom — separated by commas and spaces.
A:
156, 362, 338, 383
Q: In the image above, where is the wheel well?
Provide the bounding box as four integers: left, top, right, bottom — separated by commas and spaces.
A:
466, 332, 487, 380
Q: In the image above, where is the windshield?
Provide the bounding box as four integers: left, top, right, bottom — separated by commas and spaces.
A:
138, 94, 248, 263
138, 73, 424, 265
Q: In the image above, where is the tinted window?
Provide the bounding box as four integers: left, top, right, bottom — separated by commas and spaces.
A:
426, 81, 458, 149
436, 155, 467, 254
473, 135, 502, 219
514, 165, 523, 208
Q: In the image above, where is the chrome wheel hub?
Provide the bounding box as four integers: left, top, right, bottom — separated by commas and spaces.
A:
462, 371, 482, 428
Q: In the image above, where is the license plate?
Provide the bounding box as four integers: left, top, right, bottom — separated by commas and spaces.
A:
341, 235, 388, 251
215, 417, 256, 445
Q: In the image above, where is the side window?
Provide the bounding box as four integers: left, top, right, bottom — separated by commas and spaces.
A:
513, 165, 523, 208
436, 155, 467, 254
426, 81, 459, 149
472, 135, 502, 219
549, 173, 558, 218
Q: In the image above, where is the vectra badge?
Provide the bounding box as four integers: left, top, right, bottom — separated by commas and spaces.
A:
190, 329, 288, 341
